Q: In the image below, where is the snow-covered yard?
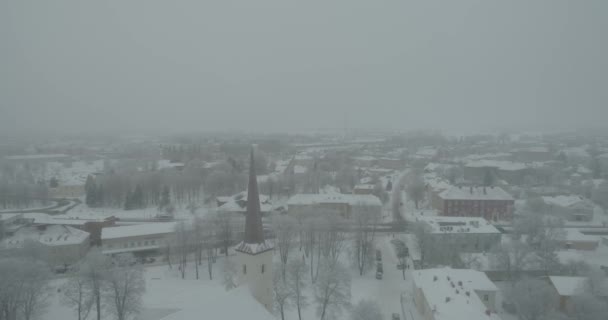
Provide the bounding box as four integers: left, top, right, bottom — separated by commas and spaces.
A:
45, 234, 421, 320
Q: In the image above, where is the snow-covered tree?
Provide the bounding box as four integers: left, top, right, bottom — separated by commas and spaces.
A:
314, 262, 351, 320
273, 263, 293, 320
62, 267, 94, 320
104, 255, 146, 320
273, 215, 297, 278
287, 258, 308, 320
406, 171, 425, 209
80, 249, 112, 320
508, 278, 558, 320
352, 204, 380, 276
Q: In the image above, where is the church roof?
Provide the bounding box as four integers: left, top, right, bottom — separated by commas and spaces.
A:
235, 148, 273, 255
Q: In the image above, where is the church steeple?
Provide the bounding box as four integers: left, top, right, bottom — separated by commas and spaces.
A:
243, 148, 264, 244
235, 147, 272, 254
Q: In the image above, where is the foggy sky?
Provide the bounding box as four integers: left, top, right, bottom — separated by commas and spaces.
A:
1, 0, 607, 135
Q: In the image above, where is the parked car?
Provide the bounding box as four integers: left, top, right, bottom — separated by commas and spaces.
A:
376, 271, 383, 280
376, 249, 382, 261
377, 262, 383, 274
392, 313, 400, 320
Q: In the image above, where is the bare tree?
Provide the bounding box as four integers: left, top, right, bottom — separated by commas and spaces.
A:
314, 261, 351, 320
62, 268, 94, 320
214, 213, 234, 257
272, 263, 293, 320
105, 255, 146, 320
569, 292, 608, 320
508, 278, 558, 320
288, 258, 308, 320
222, 257, 238, 291
490, 241, 533, 285
273, 215, 297, 279
350, 300, 383, 320
17, 260, 51, 320
80, 249, 111, 320
352, 204, 380, 276
192, 217, 204, 280
406, 171, 425, 209
174, 221, 191, 279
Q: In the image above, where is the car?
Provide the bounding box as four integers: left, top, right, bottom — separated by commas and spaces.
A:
377, 263, 383, 273
376, 250, 382, 261
391, 313, 400, 320
376, 271, 383, 280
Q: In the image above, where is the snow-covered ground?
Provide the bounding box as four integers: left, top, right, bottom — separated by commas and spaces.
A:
45, 234, 422, 320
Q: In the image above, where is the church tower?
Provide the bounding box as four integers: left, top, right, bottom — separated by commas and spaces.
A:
235, 148, 274, 311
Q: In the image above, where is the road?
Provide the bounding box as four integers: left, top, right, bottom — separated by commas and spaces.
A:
351, 234, 423, 320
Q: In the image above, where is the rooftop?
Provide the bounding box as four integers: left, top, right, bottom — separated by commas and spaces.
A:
101, 222, 176, 240
548, 276, 589, 297
465, 160, 528, 171
1, 225, 89, 248
412, 268, 500, 320
439, 186, 514, 201
416, 216, 501, 234
542, 195, 589, 208
4, 153, 69, 160
287, 193, 382, 207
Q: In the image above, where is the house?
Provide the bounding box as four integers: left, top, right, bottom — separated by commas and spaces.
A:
548, 276, 608, 312
352, 156, 377, 167
0, 224, 90, 266
558, 229, 599, 251
376, 157, 404, 170
412, 268, 501, 320
437, 186, 514, 221
511, 147, 553, 162
542, 195, 595, 222
353, 184, 375, 195
287, 193, 382, 219
101, 222, 176, 257
414, 216, 502, 252
464, 160, 529, 185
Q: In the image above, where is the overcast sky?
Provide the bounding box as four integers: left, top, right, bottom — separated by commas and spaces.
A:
1, 0, 607, 135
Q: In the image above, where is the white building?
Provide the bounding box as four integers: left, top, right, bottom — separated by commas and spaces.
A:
415, 216, 502, 252
287, 193, 382, 219
542, 195, 595, 222
412, 268, 501, 320
101, 222, 176, 256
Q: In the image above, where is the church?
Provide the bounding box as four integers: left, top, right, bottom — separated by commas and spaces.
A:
234, 148, 275, 310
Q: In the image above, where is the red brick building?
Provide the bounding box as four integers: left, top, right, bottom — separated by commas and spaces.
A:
437, 186, 514, 221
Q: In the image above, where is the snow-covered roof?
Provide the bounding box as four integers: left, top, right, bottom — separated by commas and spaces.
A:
416, 216, 501, 235
549, 276, 587, 297
1, 225, 89, 248
161, 286, 274, 320
542, 195, 588, 208
465, 160, 527, 171
0, 213, 19, 222
353, 156, 377, 162
354, 184, 375, 190
439, 186, 514, 201
412, 268, 499, 320
234, 240, 274, 255
101, 222, 176, 240
4, 154, 68, 160
287, 194, 382, 207
562, 229, 599, 243
157, 160, 185, 170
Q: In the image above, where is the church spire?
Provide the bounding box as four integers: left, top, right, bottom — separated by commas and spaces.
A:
243, 147, 264, 244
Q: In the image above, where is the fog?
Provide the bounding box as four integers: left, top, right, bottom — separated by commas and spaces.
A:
1, 0, 607, 135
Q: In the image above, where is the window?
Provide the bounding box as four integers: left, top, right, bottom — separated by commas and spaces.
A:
261, 264, 265, 274
243, 265, 247, 275
151, 240, 156, 245
484, 294, 489, 302
144, 241, 148, 246
124, 243, 128, 248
